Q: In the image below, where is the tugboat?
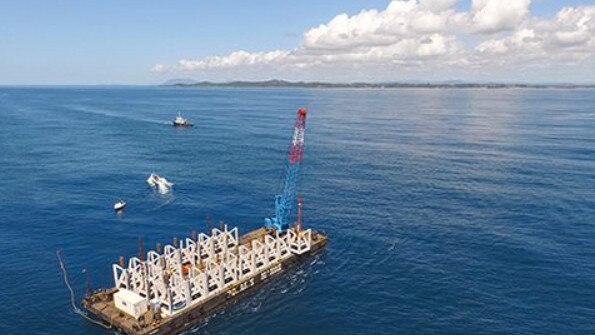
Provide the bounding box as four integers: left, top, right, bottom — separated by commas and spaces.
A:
172, 113, 193, 127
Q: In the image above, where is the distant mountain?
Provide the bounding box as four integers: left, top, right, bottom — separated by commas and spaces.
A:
161, 79, 595, 89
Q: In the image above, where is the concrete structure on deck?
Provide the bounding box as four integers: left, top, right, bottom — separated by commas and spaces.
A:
83, 226, 327, 335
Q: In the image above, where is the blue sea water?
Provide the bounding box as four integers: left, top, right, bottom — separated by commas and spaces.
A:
0, 87, 594, 334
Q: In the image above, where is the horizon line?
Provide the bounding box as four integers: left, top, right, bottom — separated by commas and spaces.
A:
3, 79, 595, 88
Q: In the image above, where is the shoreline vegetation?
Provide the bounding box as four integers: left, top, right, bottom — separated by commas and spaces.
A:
163, 79, 595, 89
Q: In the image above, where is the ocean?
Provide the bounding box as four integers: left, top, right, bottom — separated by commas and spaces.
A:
0, 86, 594, 334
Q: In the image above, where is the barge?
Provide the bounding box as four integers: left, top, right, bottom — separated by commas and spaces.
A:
83, 225, 326, 335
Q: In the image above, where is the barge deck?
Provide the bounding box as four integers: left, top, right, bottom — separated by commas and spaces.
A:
83, 226, 327, 335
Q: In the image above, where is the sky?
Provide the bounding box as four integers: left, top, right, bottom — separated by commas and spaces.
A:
1, 0, 594, 85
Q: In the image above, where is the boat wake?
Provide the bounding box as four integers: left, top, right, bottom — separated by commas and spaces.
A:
65, 105, 169, 125
145, 190, 175, 210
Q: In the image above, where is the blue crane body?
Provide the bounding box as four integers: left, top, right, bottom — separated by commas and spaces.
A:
265, 108, 307, 231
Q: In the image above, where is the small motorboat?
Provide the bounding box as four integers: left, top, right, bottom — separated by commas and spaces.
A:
172, 113, 193, 127
147, 173, 173, 190
114, 200, 126, 211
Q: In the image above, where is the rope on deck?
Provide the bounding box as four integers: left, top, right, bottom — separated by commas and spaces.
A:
56, 249, 112, 330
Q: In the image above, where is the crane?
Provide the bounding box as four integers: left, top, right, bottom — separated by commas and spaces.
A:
265, 107, 307, 231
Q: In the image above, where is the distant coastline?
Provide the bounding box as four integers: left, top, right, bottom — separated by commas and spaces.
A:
162, 79, 595, 89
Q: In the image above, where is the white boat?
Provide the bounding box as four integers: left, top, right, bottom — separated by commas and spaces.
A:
147, 173, 173, 190
114, 200, 126, 211
172, 113, 193, 127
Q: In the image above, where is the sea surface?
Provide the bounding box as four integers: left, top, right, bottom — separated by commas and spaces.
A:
0, 87, 594, 334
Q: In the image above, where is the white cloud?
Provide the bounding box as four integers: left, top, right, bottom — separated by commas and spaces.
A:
183, 50, 290, 70
419, 0, 458, 13
152, 0, 595, 82
476, 6, 595, 66
470, 0, 531, 33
